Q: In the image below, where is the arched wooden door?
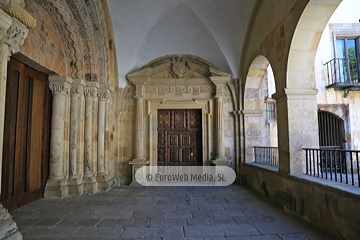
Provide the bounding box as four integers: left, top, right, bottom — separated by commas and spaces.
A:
1, 58, 51, 210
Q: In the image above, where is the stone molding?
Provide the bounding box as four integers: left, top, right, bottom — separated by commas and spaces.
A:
2, 0, 36, 28
0, 9, 12, 33
49, 75, 73, 95
242, 109, 263, 117
3, 17, 28, 56
272, 88, 318, 103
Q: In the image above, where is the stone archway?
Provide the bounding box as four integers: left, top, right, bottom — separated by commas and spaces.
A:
243, 55, 277, 162
272, 0, 343, 174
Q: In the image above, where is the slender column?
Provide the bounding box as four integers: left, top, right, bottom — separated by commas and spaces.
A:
134, 96, 145, 159
69, 85, 81, 176
83, 83, 98, 193
97, 88, 108, 175
84, 87, 96, 175
214, 95, 226, 159
67, 80, 85, 195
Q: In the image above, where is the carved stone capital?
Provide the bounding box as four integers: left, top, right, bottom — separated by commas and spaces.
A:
84, 82, 99, 98
97, 89, 108, 99
3, 18, 28, 55
84, 88, 97, 98
2, 0, 36, 28
48, 75, 73, 95
70, 79, 85, 96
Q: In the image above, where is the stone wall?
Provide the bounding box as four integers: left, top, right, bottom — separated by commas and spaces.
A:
243, 163, 360, 240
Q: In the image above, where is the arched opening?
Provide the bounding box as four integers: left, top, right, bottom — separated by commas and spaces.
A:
243, 55, 278, 166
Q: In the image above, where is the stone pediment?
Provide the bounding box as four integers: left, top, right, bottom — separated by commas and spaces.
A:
127, 54, 231, 79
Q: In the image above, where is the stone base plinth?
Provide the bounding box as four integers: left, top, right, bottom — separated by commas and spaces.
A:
0, 204, 22, 240
44, 178, 68, 198
67, 177, 83, 195
96, 174, 115, 191
129, 159, 149, 186
83, 174, 97, 194
211, 159, 231, 166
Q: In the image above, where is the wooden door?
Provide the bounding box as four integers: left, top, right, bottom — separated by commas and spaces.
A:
158, 109, 202, 166
1, 58, 51, 211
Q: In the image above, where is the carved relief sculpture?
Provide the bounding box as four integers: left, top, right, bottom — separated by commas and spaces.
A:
171, 57, 187, 78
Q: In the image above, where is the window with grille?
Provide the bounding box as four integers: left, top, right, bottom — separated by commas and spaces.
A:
265, 98, 276, 120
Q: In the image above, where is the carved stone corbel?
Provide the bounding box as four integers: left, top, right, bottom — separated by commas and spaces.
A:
3, 18, 28, 56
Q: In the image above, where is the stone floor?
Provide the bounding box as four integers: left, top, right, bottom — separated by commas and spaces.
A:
10, 185, 334, 240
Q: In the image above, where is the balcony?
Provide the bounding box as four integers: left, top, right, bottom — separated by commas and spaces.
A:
324, 58, 360, 96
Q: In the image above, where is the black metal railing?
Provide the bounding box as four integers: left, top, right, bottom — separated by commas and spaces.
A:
254, 146, 279, 168
303, 148, 360, 187
324, 58, 360, 87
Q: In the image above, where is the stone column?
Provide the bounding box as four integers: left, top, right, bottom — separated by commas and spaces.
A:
44, 75, 72, 198
83, 82, 98, 193
0, 9, 27, 240
97, 88, 107, 175
210, 76, 231, 166
134, 96, 145, 159
273, 88, 319, 174
127, 76, 149, 185
67, 79, 85, 195
96, 85, 113, 190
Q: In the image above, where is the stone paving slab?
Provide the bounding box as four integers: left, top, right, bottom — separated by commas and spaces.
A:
10, 185, 335, 239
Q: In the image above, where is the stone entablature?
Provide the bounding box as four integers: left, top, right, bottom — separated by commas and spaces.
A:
127, 55, 232, 178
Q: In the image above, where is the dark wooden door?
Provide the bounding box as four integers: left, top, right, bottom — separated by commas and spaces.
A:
1, 58, 51, 211
158, 109, 202, 166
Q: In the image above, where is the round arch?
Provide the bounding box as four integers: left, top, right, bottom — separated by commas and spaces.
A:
287, 0, 342, 88
243, 55, 277, 162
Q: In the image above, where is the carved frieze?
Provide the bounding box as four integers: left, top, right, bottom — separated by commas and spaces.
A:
165, 87, 175, 93
146, 86, 157, 94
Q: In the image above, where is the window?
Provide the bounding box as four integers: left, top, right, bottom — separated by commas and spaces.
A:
265, 98, 276, 121
336, 37, 360, 82
328, 23, 360, 84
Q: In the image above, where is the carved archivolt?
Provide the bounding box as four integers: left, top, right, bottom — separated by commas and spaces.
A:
34, 0, 111, 84
3, 0, 36, 28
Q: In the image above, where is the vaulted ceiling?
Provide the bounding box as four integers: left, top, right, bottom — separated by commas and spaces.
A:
107, 0, 256, 87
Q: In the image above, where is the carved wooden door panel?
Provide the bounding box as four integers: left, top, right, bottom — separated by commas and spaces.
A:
158, 109, 202, 166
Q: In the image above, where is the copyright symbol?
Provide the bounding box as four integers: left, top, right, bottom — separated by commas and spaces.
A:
146, 174, 152, 181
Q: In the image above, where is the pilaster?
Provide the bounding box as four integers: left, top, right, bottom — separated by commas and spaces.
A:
273, 88, 319, 174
